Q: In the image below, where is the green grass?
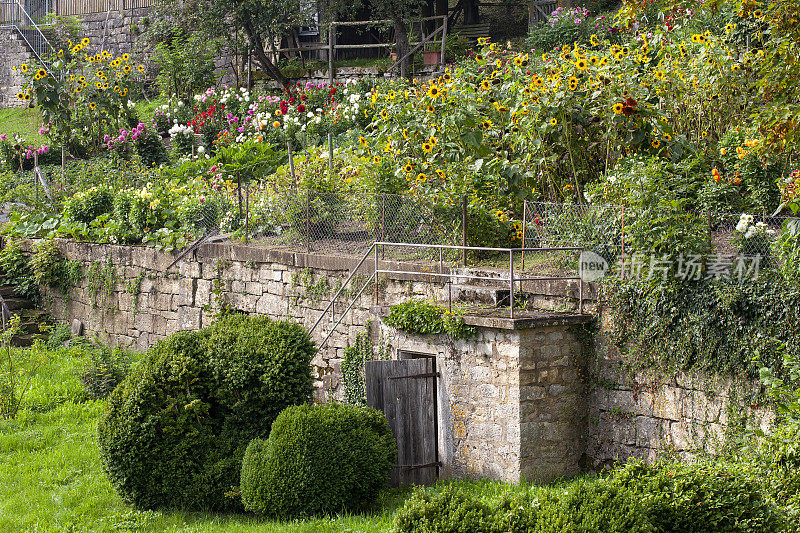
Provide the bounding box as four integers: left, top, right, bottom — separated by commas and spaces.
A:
0, 342, 512, 532
0, 107, 47, 144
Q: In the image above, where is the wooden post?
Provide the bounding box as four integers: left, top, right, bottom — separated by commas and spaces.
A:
440, 15, 447, 65
328, 22, 335, 85
245, 185, 250, 244
327, 132, 333, 170
34, 151, 38, 205
306, 191, 311, 253
288, 140, 297, 188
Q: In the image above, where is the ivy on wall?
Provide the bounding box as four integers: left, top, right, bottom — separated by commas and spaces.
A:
609, 273, 800, 380
341, 328, 389, 406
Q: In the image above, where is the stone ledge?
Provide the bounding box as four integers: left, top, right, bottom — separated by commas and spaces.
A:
372, 305, 591, 330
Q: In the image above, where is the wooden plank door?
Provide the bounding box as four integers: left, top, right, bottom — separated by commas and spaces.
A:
366, 358, 438, 487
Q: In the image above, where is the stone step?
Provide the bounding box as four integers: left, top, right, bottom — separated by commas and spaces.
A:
451, 284, 507, 307
2, 297, 36, 311
10, 332, 45, 347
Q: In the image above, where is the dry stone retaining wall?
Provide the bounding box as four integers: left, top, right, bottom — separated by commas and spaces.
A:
36, 239, 773, 478
0, 32, 36, 108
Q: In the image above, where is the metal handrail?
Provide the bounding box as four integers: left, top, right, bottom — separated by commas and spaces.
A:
310, 242, 586, 350
1, 0, 56, 74
310, 243, 377, 336
373, 242, 586, 318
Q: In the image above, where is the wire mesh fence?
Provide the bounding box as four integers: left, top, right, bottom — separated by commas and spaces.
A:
522, 200, 796, 272
236, 190, 463, 263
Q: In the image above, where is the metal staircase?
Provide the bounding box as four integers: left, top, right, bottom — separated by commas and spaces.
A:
1, 0, 56, 73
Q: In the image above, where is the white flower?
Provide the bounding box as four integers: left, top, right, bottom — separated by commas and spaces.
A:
178, 101, 184, 107
735, 220, 748, 233
127, 100, 136, 109
307, 112, 315, 118
197, 146, 205, 154
745, 226, 757, 239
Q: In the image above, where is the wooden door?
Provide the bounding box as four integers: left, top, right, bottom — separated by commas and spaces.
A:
365, 358, 438, 487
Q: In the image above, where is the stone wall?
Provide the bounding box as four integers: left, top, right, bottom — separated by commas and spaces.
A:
377, 315, 590, 483
0, 32, 36, 108
39, 240, 449, 401
585, 309, 773, 467
34, 239, 773, 479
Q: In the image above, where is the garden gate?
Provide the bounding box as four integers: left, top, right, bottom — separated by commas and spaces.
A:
365, 355, 439, 487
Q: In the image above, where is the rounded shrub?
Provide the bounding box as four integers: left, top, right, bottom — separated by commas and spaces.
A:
97, 314, 314, 511
240, 403, 396, 517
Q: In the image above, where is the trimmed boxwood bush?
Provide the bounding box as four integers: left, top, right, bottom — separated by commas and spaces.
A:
394, 461, 784, 533
97, 315, 314, 511
240, 403, 396, 517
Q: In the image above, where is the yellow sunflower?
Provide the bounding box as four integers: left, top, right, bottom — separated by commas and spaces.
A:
550, 118, 558, 126
422, 142, 433, 153
612, 102, 624, 114
427, 84, 441, 98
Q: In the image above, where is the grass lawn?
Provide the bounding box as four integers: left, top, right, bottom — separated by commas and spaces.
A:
0, 107, 46, 144
0, 343, 516, 533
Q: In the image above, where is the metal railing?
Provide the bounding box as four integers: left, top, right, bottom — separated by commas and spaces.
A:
0, 0, 56, 74
310, 241, 585, 349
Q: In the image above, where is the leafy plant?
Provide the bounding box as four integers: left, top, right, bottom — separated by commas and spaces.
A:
77, 344, 130, 399
0, 239, 39, 301
0, 316, 46, 419
384, 299, 475, 339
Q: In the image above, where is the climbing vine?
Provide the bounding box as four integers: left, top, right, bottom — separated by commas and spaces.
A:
124, 272, 146, 316
87, 258, 119, 312
342, 327, 389, 407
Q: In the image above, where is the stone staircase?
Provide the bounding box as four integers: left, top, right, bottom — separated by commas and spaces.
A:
0, 281, 47, 347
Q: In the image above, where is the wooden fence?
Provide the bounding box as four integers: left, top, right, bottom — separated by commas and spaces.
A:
55, 0, 154, 16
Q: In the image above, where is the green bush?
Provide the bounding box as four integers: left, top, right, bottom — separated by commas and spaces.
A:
384, 300, 475, 339
29, 240, 82, 293
240, 403, 396, 518
0, 239, 38, 301
98, 315, 314, 511
77, 344, 130, 400
394, 462, 783, 533
63, 186, 115, 224
612, 461, 784, 533
395, 486, 494, 533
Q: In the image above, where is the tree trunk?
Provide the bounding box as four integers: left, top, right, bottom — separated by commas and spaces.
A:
242, 18, 288, 87
393, 17, 412, 79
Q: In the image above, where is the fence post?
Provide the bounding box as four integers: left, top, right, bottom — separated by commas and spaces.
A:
440, 15, 447, 65
521, 200, 527, 271
288, 141, 297, 188
381, 193, 386, 260
462, 195, 467, 266
328, 23, 336, 85
245, 185, 250, 244
306, 191, 311, 253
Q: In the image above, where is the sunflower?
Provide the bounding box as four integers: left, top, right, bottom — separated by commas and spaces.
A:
612, 102, 624, 114
575, 59, 588, 70
477, 37, 488, 45
481, 119, 493, 129
422, 142, 433, 153
78, 76, 86, 82
426, 104, 435, 113
590, 34, 599, 46
550, 118, 558, 126
480, 79, 491, 90
89, 102, 97, 110
380, 109, 388, 120
442, 72, 452, 83
114, 85, 120, 92
513, 56, 522, 66
427, 84, 441, 98
429, 136, 438, 146
81, 37, 89, 46
96, 70, 103, 78
23, 93, 30, 101
122, 53, 130, 61
96, 82, 103, 89
124, 64, 131, 73
75, 86, 82, 94
701, 130, 708, 138
664, 133, 672, 141
358, 136, 368, 146
475, 54, 484, 62
404, 162, 414, 173
732, 64, 742, 71
417, 173, 427, 182
651, 139, 660, 148
753, 9, 762, 17
137, 65, 144, 73
16, 92, 24, 100
373, 156, 380, 164
20, 63, 28, 73
706, 58, 714, 66
435, 169, 446, 179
